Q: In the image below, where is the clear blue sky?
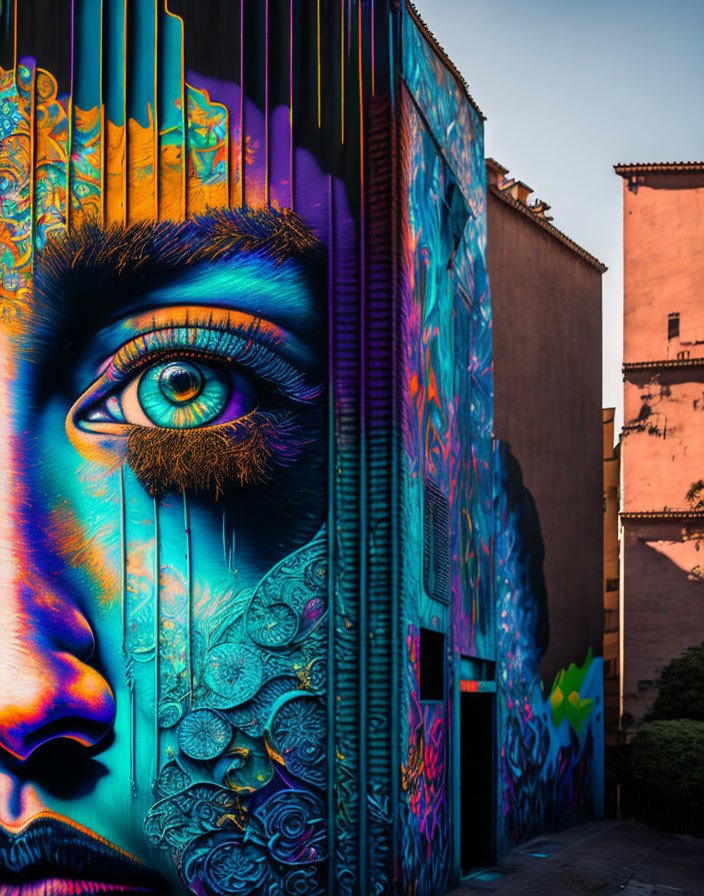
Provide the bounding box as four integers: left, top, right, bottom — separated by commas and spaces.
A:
414, 0, 704, 434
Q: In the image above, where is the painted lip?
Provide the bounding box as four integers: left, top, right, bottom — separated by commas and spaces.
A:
0, 881, 157, 895
0, 814, 168, 895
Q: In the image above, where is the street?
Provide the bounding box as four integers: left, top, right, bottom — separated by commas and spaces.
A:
448, 820, 704, 895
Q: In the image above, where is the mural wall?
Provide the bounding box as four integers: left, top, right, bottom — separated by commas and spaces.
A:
494, 441, 604, 855
0, 2, 602, 895
0, 3, 348, 895
398, 11, 493, 892
398, 5, 604, 884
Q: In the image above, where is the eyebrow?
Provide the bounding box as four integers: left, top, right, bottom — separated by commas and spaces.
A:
31, 207, 325, 336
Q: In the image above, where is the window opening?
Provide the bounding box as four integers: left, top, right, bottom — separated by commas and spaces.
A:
668, 312, 680, 340
419, 628, 445, 701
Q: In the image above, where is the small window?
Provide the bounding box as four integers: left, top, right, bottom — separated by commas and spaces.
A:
420, 628, 445, 701
605, 577, 619, 593
668, 312, 680, 340
677, 350, 690, 360
604, 609, 618, 630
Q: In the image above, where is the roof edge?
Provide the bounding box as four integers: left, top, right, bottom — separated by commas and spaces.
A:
615, 161, 704, 176
405, 2, 486, 121
621, 510, 704, 521
488, 184, 608, 273
623, 357, 704, 373
485, 157, 509, 175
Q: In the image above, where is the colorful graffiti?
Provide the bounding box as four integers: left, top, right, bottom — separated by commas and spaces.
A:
0, 2, 603, 895
495, 441, 604, 853
398, 8, 497, 892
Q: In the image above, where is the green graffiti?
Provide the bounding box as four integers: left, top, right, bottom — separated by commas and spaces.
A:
548, 647, 595, 732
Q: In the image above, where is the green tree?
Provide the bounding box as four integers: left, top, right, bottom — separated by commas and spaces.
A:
631, 720, 704, 802
647, 643, 704, 723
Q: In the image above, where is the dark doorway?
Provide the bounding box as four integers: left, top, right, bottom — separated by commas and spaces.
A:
460, 690, 495, 873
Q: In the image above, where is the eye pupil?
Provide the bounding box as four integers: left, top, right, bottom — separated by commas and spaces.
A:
158, 362, 204, 405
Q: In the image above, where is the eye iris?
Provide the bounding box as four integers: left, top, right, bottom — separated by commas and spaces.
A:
159, 362, 203, 405
137, 360, 230, 428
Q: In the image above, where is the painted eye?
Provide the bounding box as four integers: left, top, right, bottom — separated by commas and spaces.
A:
138, 361, 227, 428
84, 358, 258, 429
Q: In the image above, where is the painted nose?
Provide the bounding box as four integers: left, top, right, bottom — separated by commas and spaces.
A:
0, 576, 116, 760
0, 383, 115, 760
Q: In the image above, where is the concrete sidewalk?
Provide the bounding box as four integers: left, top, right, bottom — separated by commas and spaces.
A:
447, 820, 704, 896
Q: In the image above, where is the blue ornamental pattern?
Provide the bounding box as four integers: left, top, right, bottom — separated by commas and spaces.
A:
144, 526, 328, 895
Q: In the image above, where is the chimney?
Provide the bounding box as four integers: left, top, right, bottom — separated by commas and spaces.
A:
514, 180, 533, 205
501, 177, 533, 205
530, 199, 553, 221
487, 159, 543, 212
486, 157, 509, 189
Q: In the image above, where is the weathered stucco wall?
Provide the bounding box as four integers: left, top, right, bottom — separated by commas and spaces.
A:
619, 166, 704, 732
622, 520, 704, 726
623, 369, 704, 512
487, 191, 604, 685
623, 172, 704, 364
602, 410, 620, 743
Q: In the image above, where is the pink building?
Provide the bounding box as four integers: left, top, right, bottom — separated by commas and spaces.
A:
617, 161, 704, 731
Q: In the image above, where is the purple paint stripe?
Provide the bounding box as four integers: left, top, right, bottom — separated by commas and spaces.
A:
240, 0, 244, 204
265, 0, 269, 205
289, 0, 293, 210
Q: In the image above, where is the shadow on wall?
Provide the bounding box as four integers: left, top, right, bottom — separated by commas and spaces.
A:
495, 439, 604, 851
622, 530, 704, 729
496, 440, 549, 658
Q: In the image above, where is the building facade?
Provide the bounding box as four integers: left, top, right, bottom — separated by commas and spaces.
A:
485, 159, 605, 845
617, 161, 704, 733
0, 3, 603, 895
602, 407, 620, 813
603, 408, 620, 727
486, 160, 605, 691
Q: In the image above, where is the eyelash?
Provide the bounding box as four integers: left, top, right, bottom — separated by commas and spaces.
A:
126, 410, 309, 498
104, 323, 320, 405
72, 321, 323, 497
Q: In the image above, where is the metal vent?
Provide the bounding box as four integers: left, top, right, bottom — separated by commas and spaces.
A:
423, 478, 451, 605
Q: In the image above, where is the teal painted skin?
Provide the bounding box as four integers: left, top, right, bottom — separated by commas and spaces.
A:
1, 236, 328, 895
2, 0, 351, 893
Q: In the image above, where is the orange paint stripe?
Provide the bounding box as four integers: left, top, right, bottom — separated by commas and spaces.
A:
162, 2, 187, 221
123, 306, 285, 342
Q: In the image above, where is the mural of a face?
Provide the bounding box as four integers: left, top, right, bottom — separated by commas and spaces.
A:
0, 209, 330, 894
0, 4, 336, 891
